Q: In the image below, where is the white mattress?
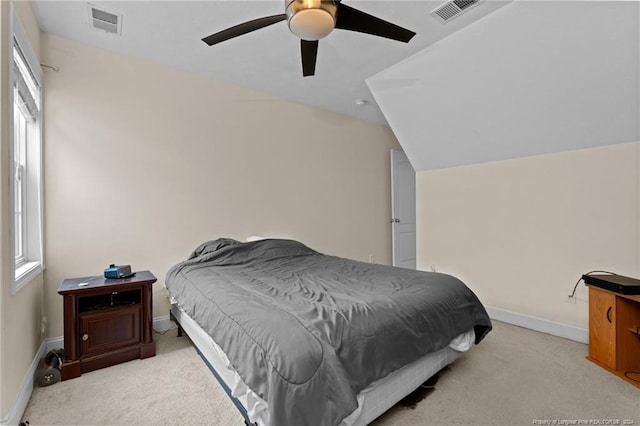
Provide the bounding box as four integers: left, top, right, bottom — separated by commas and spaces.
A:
170, 303, 474, 426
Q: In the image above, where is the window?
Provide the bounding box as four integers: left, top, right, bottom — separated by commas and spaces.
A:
14, 100, 27, 266
11, 12, 44, 292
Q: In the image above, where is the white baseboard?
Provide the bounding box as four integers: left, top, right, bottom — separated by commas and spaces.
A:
44, 335, 63, 352
485, 305, 588, 344
153, 314, 177, 334
2, 316, 176, 425
0, 339, 48, 426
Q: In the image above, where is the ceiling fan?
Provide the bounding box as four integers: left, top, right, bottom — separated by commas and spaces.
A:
201, 0, 416, 77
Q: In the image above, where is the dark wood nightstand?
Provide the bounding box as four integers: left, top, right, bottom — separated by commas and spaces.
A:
57, 270, 157, 380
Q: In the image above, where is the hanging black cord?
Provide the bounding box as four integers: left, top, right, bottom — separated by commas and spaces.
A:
569, 270, 618, 298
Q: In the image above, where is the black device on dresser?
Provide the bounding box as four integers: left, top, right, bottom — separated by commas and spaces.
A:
582, 274, 640, 295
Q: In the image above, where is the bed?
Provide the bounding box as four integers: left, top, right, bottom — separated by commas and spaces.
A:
166, 238, 492, 426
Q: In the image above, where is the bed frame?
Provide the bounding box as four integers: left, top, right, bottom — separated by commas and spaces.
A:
171, 310, 258, 425
170, 309, 257, 426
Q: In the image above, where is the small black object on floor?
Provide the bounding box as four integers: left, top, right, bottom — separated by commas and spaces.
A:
397, 367, 448, 409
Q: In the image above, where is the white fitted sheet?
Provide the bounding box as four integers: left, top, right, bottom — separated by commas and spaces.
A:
170, 303, 473, 426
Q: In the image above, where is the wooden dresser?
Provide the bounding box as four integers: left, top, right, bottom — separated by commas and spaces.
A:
586, 283, 640, 388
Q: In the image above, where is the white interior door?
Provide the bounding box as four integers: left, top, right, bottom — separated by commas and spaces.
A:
391, 150, 416, 269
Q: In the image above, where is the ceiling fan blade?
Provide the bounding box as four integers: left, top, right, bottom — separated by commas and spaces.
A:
301, 40, 319, 77
334, 4, 415, 43
202, 14, 287, 46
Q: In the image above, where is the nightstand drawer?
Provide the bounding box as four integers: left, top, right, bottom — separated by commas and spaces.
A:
80, 305, 141, 356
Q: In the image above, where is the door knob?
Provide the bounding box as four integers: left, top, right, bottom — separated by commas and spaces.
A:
82, 334, 89, 342
390, 218, 400, 223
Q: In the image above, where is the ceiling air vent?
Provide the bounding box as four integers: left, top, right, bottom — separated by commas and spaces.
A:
430, 0, 481, 23
87, 4, 122, 35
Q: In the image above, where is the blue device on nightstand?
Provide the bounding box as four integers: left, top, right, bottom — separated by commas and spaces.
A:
104, 264, 135, 279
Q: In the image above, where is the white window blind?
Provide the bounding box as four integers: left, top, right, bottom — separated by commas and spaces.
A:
13, 40, 40, 121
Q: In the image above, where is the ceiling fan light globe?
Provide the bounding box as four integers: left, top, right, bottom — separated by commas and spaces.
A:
288, 8, 335, 41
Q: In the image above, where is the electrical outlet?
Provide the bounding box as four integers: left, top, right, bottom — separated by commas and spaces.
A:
430, 264, 437, 272
565, 295, 577, 304
368, 254, 374, 263
41, 316, 48, 335
160, 285, 171, 299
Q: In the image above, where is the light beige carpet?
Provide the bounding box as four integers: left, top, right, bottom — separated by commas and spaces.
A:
22, 321, 640, 425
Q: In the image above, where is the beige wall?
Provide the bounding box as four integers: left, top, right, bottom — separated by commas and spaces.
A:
41, 34, 400, 339
417, 142, 640, 328
0, 1, 44, 419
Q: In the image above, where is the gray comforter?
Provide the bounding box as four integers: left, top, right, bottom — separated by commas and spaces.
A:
166, 238, 491, 426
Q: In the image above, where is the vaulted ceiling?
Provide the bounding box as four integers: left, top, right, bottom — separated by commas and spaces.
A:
31, 1, 639, 171
367, 0, 639, 170
30, 0, 511, 125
